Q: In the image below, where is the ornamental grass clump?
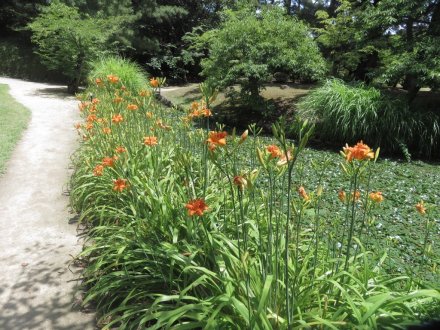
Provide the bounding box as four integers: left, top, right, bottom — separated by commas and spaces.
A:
70, 58, 439, 329
298, 79, 440, 159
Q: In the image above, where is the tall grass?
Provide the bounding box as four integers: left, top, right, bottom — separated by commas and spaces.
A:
70, 60, 439, 329
298, 79, 440, 159
88, 56, 149, 92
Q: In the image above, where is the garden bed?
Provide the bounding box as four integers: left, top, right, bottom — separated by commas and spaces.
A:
70, 59, 440, 329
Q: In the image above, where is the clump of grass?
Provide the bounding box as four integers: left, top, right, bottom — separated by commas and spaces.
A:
298, 79, 440, 159
88, 56, 149, 92
0, 84, 31, 174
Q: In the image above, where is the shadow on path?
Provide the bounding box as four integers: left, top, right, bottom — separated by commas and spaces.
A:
0, 242, 94, 330
33, 87, 72, 98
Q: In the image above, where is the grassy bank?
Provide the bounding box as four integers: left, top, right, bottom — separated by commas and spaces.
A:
0, 84, 31, 174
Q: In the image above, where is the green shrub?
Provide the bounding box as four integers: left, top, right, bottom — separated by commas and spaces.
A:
28, 1, 125, 93
88, 56, 149, 92
198, 5, 326, 112
298, 79, 440, 159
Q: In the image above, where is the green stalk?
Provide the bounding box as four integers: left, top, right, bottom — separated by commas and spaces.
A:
284, 162, 294, 329
344, 168, 359, 272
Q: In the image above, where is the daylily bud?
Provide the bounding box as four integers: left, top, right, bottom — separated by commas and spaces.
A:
257, 148, 266, 169
239, 130, 248, 144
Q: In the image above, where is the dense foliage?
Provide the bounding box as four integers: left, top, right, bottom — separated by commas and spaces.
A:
298, 79, 440, 159
28, 1, 124, 93
70, 58, 439, 329
199, 6, 326, 111
314, 0, 440, 102
2, 0, 439, 93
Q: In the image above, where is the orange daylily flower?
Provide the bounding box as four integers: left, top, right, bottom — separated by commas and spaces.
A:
338, 190, 346, 202
143, 136, 158, 146
107, 74, 119, 84
95, 78, 103, 86
369, 191, 384, 203
201, 108, 212, 117
92, 98, 100, 104
185, 198, 208, 216
352, 190, 361, 201
112, 114, 124, 124
113, 178, 128, 192
207, 131, 227, 149
115, 146, 126, 154
266, 145, 282, 159
150, 78, 159, 88
78, 101, 88, 112
127, 104, 138, 111
102, 127, 112, 134
343, 141, 374, 162
93, 164, 104, 176
113, 96, 123, 103
188, 110, 201, 119
416, 201, 426, 215
298, 186, 310, 201
87, 114, 97, 122
89, 105, 97, 113
191, 101, 200, 111
139, 90, 151, 97
102, 157, 115, 167
85, 122, 94, 131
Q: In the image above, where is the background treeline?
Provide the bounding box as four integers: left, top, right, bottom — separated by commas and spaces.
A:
0, 0, 234, 83
1, 0, 440, 158
2, 0, 440, 94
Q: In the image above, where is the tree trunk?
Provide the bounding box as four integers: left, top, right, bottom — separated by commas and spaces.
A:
351, 50, 379, 83
429, 1, 440, 36
284, 0, 292, 15
67, 53, 85, 94
248, 77, 260, 100
403, 74, 420, 104
328, 0, 339, 17
402, 18, 420, 103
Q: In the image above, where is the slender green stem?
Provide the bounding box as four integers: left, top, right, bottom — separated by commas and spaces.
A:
344, 169, 359, 272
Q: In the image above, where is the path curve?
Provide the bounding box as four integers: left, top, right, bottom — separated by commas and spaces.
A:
0, 78, 95, 329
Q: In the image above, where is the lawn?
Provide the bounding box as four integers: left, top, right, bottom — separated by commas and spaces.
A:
0, 84, 30, 174
162, 83, 312, 110
162, 83, 312, 130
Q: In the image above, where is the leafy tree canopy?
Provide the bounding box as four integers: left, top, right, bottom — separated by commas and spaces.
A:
314, 0, 440, 102
199, 5, 326, 107
28, 1, 123, 92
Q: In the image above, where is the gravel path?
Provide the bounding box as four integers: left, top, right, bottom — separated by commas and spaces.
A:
0, 78, 95, 329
